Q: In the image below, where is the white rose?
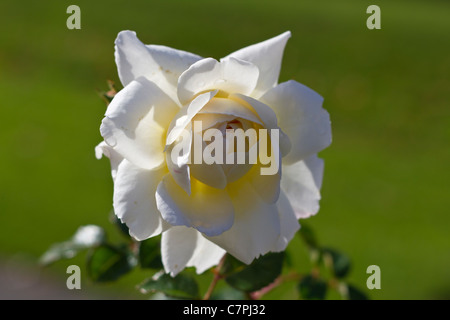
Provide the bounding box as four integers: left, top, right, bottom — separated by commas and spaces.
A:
96, 31, 331, 276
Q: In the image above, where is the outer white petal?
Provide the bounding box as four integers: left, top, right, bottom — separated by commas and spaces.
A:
185, 232, 226, 274
224, 31, 291, 98
280, 155, 324, 219
207, 179, 281, 264
177, 57, 259, 105
115, 30, 201, 100
100, 77, 179, 170
155, 174, 234, 237
260, 80, 332, 164
95, 141, 123, 181
161, 226, 225, 276
113, 159, 169, 241
272, 191, 300, 251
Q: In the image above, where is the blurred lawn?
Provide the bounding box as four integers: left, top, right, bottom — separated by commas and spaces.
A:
0, 0, 449, 299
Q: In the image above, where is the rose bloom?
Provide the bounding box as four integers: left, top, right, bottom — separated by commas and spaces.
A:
96, 31, 331, 276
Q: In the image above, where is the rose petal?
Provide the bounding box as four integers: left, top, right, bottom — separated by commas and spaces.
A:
281, 155, 324, 219
189, 138, 227, 189
222, 161, 253, 184
161, 226, 196, 277
100, 77, 179, 170
207, 179, 281, 264
156, 174, 234, 237
260, 80, 332, 164
166, 90, 217, 146
224, 31, 291, 98
192, 113, 236, 132
246, 162, 281, 204
161, 226, 225, 276
164, 119, 193, 195
229, 94, 277, 128
198, 97, 263, 125
230, 94, 291, 157
95, 141, 123, 181
177, 57, 259, 105
113, 159, 169, 241
184, 232, 226, 274
115, 30, 201, 100
272, 191, 300, 251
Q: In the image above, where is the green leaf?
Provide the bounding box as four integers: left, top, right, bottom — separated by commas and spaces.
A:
211, 285, 248, 300
298, 275, 327, 300
225, 252, 284, 292
39, 225, 106, 266
86, 244, 136, 282
139, 237, 163, 269
138, 272, 199, 299
347, 284, 369, 300
322, 248, 351, 279
220, 254, 247, 276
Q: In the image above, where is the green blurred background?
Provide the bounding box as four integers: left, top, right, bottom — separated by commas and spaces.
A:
0, 0, 449, 299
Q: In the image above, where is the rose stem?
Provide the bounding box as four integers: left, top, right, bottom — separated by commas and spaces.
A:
202, 254, 227, 300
